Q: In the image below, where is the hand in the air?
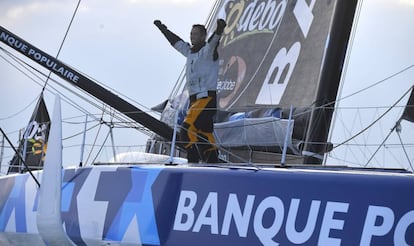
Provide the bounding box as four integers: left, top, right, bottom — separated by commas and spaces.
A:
154, 20, 167, 31
216, 19, 227, 35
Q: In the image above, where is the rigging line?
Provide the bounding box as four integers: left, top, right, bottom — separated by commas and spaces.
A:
0, 135, 4, 167
4, 40, 157, 137
335, 142, 414, 147
2, 12, 154, 131
338, 64, 414, 103
363, 122, 396, 168
326, 154, 367, 167
0, 46, 54, 84
33, 48, 163, 118
205, 0, 221, 28
42, 0, 82, 91
63, 118, 96, 124
335, 105, 408, 110
322, 64, 414, 111
169, 68, 186, 99
109, 109, 117, 161
0, 47, 49, 86
50, 73, 142, 131
4, 42, 157, 118
1, 47, 104, 124
0, 93, 39, 121
63, 113, 116, 123
4, 6, 129, 129
84, 105, 106, 166
396, 128, 414, 172
71, 65, 157, 113
0, 47, 55, 89
288, 64, 414, 121
0, 127, 40, 187
330, 0, 363, 131
62, 122, 100, 141
91, 127, 112, 165
63, 143, 147, 149
333, 85, 413, 151
0, 40, 156, 127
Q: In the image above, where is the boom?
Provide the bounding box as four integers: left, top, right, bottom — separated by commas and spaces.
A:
0, 26, 174, 141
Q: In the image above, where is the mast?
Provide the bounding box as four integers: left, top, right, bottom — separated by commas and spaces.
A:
303, 0, 358, 164
0, 26, 174, 141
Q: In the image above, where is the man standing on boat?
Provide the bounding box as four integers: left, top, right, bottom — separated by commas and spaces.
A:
154, 18, 226, 163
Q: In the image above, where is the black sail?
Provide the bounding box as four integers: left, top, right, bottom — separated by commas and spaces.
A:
197, 0, 357, 163
8, 95, 50, 173
402, 87, 414, 122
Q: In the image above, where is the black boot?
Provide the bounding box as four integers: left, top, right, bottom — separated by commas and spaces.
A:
186, 145, 201, 163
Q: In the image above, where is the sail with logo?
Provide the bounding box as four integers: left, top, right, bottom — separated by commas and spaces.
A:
158, 0, 357, 163
8, 94, 50, 173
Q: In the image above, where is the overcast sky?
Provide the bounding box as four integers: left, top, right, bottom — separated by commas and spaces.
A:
1, 0, 414, 172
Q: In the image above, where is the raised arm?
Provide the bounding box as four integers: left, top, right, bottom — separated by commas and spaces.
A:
154, 20, 182, 46
206, 19, 226, 60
